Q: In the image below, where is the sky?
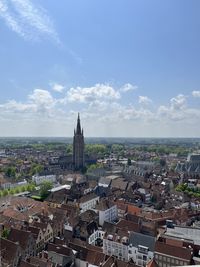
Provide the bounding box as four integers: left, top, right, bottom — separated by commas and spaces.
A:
0, 0, 200, 137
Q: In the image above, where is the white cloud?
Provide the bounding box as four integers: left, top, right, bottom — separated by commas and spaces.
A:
170, 94, 186, 110
0, 86, 200, 137
28, 89, 55, 108
192, 90, 200, 98
51, 83, 65, 93
0, 89, 56, 117
138, 95, 152, 105
0, 0, 60, 43
120, 83, 138, 92
67, 83, 121, 103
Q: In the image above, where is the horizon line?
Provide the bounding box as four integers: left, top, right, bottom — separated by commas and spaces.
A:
0, 136, 199, 139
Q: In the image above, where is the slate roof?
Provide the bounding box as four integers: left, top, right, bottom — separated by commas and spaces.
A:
129, 232, 156, 251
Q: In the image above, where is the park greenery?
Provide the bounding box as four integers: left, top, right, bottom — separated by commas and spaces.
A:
31, 181, 53, 201
29, 163, 44, 176
137, 145, 190, 156
176, 183, 200, 198
87, 163, 104, 173
0, 183, 35, 198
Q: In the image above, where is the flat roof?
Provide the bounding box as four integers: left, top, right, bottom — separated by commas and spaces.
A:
50, 184, 71, 192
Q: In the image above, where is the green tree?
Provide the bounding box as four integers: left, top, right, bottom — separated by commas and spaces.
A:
30, 163, 44, 176
127, 158, 132, 166
2, 190, 8, 196
1, 228, 10, 238
5, 166, 16, 178
40, 181, 53, 198
85, 144, 107, 155
87, 163, 103, 173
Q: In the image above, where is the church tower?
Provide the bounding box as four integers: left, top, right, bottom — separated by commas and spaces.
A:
73, 113, 85, 170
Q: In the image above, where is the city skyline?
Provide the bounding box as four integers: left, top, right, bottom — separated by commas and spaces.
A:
0, 0, 200, 137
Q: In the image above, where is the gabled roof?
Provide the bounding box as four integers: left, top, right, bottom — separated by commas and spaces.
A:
102, 256, 139, 267
8, 228, 34, 250
79, 192, 98, 203
116, 219, 140, 233
146, 259, 159, 267
19, 261, 37, 267
47, 243, 73, 257
0, 237, 21, 265
29, 256, 51, 267
95, 199, 115, 211
155, 241, 192, 261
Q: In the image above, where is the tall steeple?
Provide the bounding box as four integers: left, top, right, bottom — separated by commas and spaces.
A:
76, 112, 81, 135
73, 113, 85, 170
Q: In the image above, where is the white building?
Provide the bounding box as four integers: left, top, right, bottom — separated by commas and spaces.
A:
95, 199, 118, 226
32, 174, 56, 185
88, 230, 105, 245
128, 232, 155, 266
103, 233, 129, 262
1, 179, 27, 190
165, 226, 200, 246
79, 193, 99, 213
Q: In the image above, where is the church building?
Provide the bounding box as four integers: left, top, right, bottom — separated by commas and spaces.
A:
73, 113, 85, 170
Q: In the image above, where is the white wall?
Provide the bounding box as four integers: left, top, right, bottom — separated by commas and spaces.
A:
80, 196, 99, 212
99, 205, 118, 226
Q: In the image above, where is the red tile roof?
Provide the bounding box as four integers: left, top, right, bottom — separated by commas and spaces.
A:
155, 241, 192, 261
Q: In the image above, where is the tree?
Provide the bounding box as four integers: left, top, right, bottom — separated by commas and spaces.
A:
1, 228, 10, 238
5, 166, 16, 178
30, 163, 44, 176
2, 190, 8, 196
87, 163, 103, 173
40, 181, 53, 198
127, 158, 132, 166
85, 144, 107, 155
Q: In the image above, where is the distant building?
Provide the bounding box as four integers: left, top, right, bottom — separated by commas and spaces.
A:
32, 174, 56, 185
1, 179, 27, 190
73, 113, 85, 170
176, 153, 200, 176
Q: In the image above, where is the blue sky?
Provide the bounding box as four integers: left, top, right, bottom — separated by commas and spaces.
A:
0, 0, 200, 137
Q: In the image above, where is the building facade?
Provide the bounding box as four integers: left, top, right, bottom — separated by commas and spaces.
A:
73, 113, 85, 170
32, 174, 56, 185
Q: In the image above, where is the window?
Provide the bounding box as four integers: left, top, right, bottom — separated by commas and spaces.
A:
143, 255, 147, 261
